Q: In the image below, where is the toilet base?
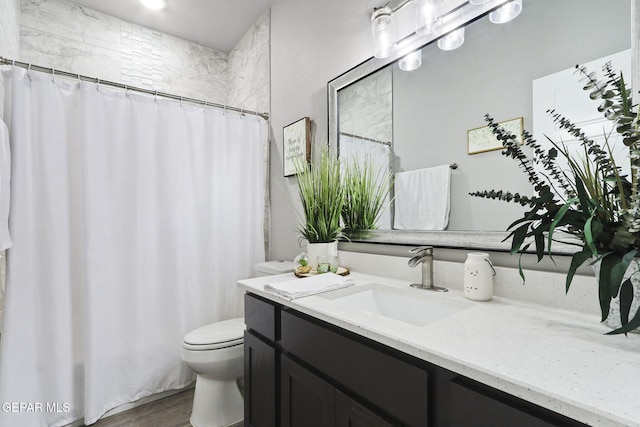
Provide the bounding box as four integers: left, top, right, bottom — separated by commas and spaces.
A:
190, 374, 244, 427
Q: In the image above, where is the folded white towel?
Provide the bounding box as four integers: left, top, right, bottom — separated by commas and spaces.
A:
264, 273, 355, 300
393, 165, 451, 230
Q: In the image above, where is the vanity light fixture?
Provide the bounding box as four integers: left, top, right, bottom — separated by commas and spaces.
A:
437, 27, 465, 50
489, 0, 522, 24
371, 5, 397, 58
140, 0, 166, 11
399, 49, 422, 71
415, 0, 441, 35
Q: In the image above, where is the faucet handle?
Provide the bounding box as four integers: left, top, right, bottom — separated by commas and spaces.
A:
409, 246, 433, 255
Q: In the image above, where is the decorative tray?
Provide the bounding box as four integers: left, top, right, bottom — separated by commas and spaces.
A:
294, 267, 350, 278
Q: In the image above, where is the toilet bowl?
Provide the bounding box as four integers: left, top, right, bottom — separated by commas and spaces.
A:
181, 318, 245, 427
182, 260, 294, 427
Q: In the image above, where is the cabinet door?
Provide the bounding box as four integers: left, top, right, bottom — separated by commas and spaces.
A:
281, 355, 335, 427
448, 377, 587, 427
244, 331, 276, 427
335, 390, 395, 427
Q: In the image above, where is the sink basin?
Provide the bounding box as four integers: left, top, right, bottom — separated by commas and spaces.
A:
320, 283, 472, 326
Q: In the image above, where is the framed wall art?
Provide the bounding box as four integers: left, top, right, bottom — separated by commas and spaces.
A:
467, 117, 523, 155
283, 117, 311, 177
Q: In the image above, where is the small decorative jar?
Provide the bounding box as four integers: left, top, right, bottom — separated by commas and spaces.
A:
464, 252, 495, 301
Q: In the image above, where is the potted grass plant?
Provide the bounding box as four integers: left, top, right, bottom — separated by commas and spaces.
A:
295, 147, 345, 270
341, 155, 393, 231
470, 62, 640, 334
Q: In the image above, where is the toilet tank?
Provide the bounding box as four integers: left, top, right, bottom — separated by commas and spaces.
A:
254, 260, 294, 277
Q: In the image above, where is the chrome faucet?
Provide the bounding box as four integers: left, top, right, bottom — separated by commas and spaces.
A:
408, 246, 448, 292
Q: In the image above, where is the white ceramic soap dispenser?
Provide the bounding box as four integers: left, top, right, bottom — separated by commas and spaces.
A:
464, 252, 495, 301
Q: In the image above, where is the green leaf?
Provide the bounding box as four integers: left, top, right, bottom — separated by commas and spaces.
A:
574, 176, 591, 219
534, 232, 544, 262
566, 248, 592, 293
584, 215, 599, 257
547, 199, 576, 255
598, 252, 621, 322
510, 224, 529, 254
610, 250, 637, 297
618, 278, 634, 326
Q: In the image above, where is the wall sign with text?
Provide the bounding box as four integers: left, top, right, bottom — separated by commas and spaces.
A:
283, 117, 311, 177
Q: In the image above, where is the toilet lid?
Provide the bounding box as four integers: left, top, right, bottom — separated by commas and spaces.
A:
183, 318, 245, 350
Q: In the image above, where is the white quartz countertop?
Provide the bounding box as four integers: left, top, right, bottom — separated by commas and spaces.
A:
237, 271, 640, 427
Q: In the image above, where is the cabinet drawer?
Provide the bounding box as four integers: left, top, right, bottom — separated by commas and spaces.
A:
281, 310, 429, 427
448, 377, 587, 427
245, 293, 278, 341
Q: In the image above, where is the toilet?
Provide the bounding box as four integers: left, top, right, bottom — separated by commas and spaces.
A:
181, 260, 294, 427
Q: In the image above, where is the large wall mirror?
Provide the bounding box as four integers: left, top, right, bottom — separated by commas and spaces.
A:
329, 0, 634, 250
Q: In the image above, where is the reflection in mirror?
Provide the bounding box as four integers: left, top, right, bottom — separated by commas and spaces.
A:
334, 0, 631, 234
338, 67, 393, 228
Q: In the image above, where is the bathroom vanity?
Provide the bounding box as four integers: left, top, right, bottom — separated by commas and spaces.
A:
238, 272, 640, 427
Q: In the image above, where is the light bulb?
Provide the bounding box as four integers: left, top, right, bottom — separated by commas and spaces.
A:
415, 0, 441, 36
489, 0, 522, 24
438, 27, 465, 50
371, 6, 397, 58
399, 50, 422, 71
140, 0, 166, 11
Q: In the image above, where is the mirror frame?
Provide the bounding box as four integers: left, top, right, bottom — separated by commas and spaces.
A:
329, 0, 640, 254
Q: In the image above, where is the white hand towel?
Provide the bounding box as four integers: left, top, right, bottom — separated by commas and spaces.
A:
393, 165, 450, 230
264, 273, 355, 300
0, 120, 11, 251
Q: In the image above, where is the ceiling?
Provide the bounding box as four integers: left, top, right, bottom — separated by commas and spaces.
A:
67, 0, 277, 53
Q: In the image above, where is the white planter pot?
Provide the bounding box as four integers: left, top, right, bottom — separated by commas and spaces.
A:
592, 258, 640, 333
307, 241, 338, 271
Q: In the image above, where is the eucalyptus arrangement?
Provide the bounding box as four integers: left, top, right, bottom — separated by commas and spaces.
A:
470, 62, 640, 334
341, 155, 393, 231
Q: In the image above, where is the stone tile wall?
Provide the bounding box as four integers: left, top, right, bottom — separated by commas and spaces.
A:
19, 0, 229, 104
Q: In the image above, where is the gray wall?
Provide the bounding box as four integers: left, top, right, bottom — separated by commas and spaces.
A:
393, 0, 630, 231
270, 0, 380, 260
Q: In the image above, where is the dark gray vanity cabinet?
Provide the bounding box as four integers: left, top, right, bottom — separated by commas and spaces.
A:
244, 292, 588, 427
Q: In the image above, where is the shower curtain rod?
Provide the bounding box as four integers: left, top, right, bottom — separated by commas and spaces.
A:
340, 131, 392, 146
0, 56, 269, 121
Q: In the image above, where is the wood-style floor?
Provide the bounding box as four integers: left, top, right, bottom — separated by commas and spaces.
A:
87, 389, 194, 427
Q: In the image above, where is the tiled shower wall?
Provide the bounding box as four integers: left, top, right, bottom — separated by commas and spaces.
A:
17, 0, 271, 116
19, 0, 230, 103
227, 11, 271, 254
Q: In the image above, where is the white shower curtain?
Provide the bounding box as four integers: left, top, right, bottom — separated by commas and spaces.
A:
0, 67, 266, 427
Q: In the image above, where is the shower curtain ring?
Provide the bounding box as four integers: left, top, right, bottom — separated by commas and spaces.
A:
51, 68, 55, 83
154, 90, 158, 102
96, 78, 100, 91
